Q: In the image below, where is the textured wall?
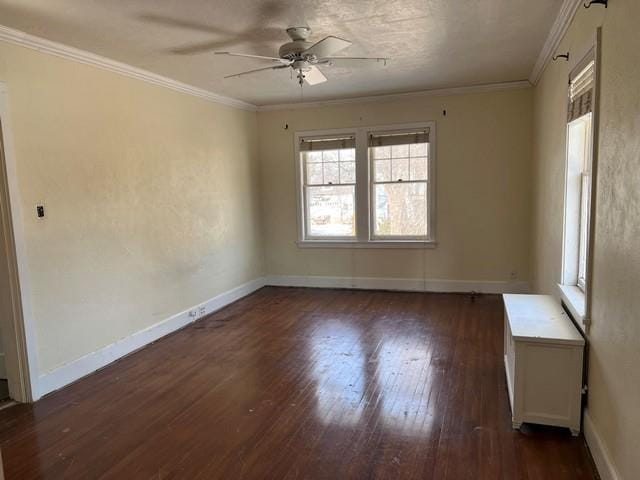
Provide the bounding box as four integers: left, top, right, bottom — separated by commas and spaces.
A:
0, 41, 263, 373
531, 1, 640, 478
258, 89, 533, 285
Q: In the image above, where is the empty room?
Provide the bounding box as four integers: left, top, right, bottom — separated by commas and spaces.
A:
0, 0, 637, 478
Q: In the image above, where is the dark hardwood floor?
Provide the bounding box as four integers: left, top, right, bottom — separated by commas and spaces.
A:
0, 287, 597, 479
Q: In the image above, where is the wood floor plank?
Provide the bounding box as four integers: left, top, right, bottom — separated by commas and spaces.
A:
0, 287, 598, 479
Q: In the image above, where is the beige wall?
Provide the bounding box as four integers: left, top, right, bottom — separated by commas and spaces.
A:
532, 1, 640, 478
3, 8, 638, 476
258, 89, 533, 285
0, 41, 263, 374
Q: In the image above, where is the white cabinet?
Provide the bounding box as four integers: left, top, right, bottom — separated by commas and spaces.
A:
503, 294, 585, 436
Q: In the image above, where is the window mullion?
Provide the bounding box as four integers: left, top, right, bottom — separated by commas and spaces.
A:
355, 130, 369, 241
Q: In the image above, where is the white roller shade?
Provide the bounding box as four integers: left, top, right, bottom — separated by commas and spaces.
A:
568, 60, 595, 122
369, 129, 430, 147
300, 136, 355, 151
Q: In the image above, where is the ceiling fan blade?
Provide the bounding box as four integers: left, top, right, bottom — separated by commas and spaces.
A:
171, 41, 237, 55
225, 64, 289, 79
303, 36, 352, 58
215, 52, 290, 64
320, 56, 389, 63
303, 66, 327, 86
139, 13, 233, 35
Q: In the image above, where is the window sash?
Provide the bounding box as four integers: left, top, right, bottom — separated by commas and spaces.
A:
370, 180, 429, 239
303, 184, 356, 239
577, 171, 590, 291
301, 145, 356, 187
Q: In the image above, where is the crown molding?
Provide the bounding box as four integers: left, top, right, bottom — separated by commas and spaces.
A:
0, 23, 535, 114
0, 24, 257, 112
529, 0, 582, 85
257, 80, 531, 112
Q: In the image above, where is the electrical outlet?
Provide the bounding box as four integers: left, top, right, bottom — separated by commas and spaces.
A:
189, 310, 198, 318
199, 306, 206, 317
510, 271, 518, 280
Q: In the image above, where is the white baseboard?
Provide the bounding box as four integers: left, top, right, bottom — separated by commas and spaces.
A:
36, 277, 266, 399
265, 275, 529, 294
584, 409, 621, 480
34, 274, 525, 399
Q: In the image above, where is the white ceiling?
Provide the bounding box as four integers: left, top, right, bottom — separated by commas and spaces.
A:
0, 0, 561, 106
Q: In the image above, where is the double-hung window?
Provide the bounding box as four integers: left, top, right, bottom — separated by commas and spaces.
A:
296, 123, 436, 246
569, 61, 595, 291
369, 130, 430, 239
560, 48, 598, 325
300, 135, 357, 239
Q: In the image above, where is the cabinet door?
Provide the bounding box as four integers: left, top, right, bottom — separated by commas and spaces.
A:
519, 342, 583, 429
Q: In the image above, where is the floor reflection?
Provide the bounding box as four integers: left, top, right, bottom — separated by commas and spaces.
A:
308, 317, 366, 427
307, 315, 439, 438
375, 334, 439, 437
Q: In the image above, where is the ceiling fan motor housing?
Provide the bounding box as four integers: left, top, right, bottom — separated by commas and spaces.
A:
279, 26, 315, 60
279, 40, 313, 60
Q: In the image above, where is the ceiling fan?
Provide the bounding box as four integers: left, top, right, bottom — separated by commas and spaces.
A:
215, 27, 389, 86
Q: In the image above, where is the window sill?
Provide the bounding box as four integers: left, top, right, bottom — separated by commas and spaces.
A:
296, 240, 437, 249
557, 283, 586, 326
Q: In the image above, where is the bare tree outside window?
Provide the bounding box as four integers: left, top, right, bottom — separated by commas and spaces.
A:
369, 131, 429, 239
296, 124, 435, 245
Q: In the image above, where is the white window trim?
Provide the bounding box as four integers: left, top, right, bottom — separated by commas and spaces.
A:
294, 122, 437, 247
559, 29, 601, 333
558, 283, 586, 324
299, 131, 358, 242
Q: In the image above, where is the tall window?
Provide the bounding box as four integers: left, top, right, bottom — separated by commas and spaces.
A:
296, 123, 436, 246
300, 135, 356, 239
562, 56, 596, 297
369, 130, 430, 239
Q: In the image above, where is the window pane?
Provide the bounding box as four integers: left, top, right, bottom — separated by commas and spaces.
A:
391, 157, 409, 181
374, 182, 427, 237
371, 146, 391, 159
410, 157, 428, 180
322, 150, 339, 162
410, 143, 428, 157
305, 151, 323, 163
340, 161, 356, 183
340, 148, 355, 161
307, 185, 355, 237
323, 162, 339, 184
391, 144, 409, 158
302, 147, 355, 186
374, 160, 391, 182
306, 163, 323, 184
578, 173, 590, 287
